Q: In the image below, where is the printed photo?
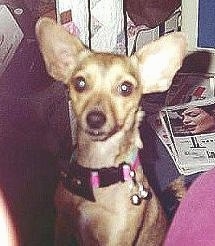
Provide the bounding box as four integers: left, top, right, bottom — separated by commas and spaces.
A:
167, 104, 215, 137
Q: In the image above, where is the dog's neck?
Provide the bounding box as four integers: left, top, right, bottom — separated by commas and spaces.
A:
76, 128, 137, 169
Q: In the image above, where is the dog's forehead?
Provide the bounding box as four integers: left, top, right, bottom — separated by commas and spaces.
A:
77, 52, 137, 78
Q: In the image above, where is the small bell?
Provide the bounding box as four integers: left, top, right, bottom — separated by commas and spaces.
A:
131, 194, 141, 205
129, 170, 136, 178
138, 184, 151, 200
139, 189, 149, 199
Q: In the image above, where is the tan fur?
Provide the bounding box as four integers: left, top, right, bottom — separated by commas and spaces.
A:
168, 176, 187, 202
36, 17, 187, 246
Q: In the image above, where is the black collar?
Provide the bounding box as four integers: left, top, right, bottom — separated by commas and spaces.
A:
60, 160, 137, 202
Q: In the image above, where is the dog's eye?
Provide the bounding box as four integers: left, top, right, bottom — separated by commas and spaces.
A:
118, 81, 133, 96
74, 77, 86, 92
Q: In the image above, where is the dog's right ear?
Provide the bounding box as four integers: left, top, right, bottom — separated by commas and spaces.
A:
35, 17, 88, 82
133, 32, 187, 94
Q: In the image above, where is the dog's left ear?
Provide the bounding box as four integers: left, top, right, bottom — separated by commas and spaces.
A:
133, 32, 187, 94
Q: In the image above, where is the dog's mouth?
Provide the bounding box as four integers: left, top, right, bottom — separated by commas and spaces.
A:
80, 109, 120, 141
87, 129, 105, 137
84, 126, 120, 141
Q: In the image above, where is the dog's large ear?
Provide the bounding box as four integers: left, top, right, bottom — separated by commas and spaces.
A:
35, 17, 87, 82
133, 32, 187, 94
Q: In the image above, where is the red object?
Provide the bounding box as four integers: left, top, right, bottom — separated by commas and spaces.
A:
193, 86, 206, 97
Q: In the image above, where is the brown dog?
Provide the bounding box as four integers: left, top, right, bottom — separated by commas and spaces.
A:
36, 17, 187, 246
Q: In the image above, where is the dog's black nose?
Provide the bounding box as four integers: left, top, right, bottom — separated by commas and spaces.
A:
86, 110, 106, 129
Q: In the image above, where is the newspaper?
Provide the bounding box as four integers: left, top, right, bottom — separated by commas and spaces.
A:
144, 72, 215, 175
0, 5, 24, 77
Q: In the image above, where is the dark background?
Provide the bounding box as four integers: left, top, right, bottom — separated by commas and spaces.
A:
0, 2, 72, 245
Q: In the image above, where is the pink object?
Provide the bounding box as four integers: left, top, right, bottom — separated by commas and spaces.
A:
123, 165, 132, 181
63, 22, 80, 37
132, 155, 140, 171
90, 154, 140, 188
164, 167, 215, 246
90, 171, 100, 188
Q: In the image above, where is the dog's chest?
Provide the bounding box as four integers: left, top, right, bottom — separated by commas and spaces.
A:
73, 183, 146, 243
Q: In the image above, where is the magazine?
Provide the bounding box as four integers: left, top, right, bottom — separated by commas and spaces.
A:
144, 72, 215, 175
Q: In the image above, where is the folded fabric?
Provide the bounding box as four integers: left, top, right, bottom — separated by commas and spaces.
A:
164, 167, 215, 246
57, 0, 126, 54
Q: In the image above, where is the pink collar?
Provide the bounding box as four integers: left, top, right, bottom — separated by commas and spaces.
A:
90, 154, 140, 188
